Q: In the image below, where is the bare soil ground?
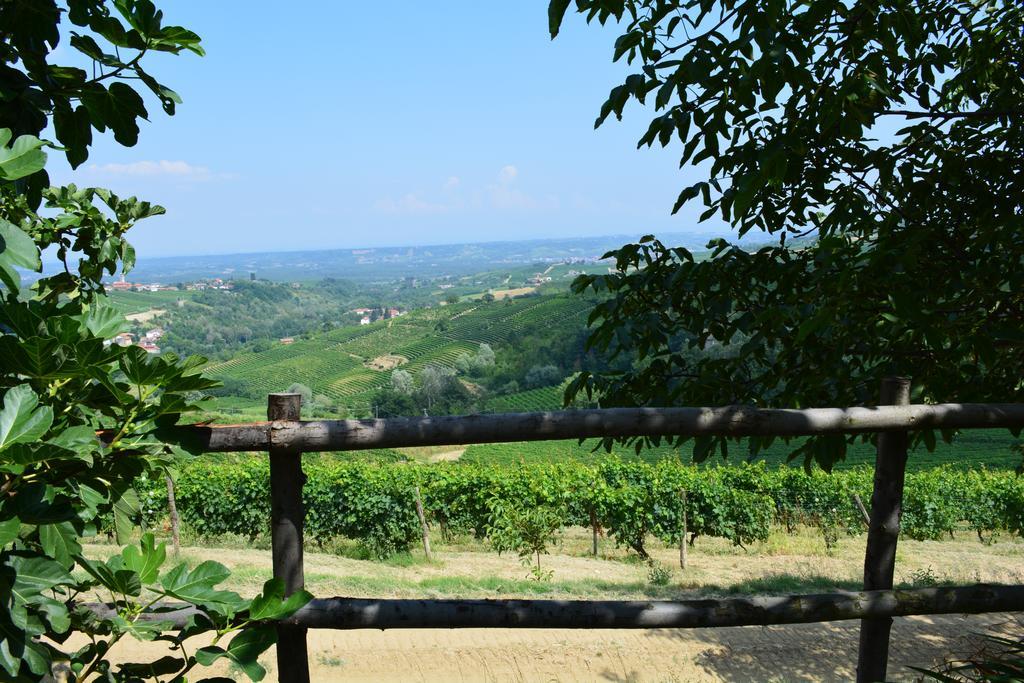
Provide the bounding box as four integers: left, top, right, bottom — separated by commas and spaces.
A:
365, 354, 408, 371
124, 308, 165, 323
78, 612, 1022, 682
81, 528, 1024, 681
490, 287, 537, 299
470, 287, 537, 300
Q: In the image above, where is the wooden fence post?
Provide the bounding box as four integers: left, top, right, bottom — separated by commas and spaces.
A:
857, 376, 911, 682
678, 490, 688, 570
268, 393, 310, 683
413, 485, 433, 562
165, 474, 180, 557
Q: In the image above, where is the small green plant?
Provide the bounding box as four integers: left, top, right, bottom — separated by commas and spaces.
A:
486, 501, 563, 581
908, 566, 941, 588
647, 560, 672, 586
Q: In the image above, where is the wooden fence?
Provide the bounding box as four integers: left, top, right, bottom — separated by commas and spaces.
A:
161, 382, 1024, 683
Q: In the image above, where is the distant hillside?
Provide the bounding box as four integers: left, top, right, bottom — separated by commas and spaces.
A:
71, 232, 721, 284
205, 293, 594, 415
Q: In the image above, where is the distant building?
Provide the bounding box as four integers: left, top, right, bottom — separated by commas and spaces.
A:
250, 271, 256, 281
113, 332, 135, 347
359, 316, 371, 325
111, 274, 133, 290
137, 341, 160, 354
144, 328, 164, 342
279, 337, 295, 345
388, 308, 402, 317
353, 307, 373, 314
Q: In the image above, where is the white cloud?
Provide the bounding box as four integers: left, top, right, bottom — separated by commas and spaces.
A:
443, 176, 460, 190
487, 165, 557, 211
497, 165, 518, 184
85, 160, 232, 181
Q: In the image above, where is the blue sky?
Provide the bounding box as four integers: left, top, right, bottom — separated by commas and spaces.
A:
48, 2, 724, 258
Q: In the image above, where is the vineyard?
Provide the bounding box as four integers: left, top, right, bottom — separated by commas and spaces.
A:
460, 430, 1024, 470
203, 294, 592, 410
479, 385, 564, 413
143, 460, 1024, 561
106, 289, 189, 315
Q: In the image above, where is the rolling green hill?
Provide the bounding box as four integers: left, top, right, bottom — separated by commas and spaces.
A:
200, 289, 1022, 471
204, 294, 593, 414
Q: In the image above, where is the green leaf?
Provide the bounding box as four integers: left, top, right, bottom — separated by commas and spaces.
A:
121, 533, 166, 585
195, 626, 276, 681
159, 560, 243, 611
80, 303, 126, 339
0, 219, 42, 291
119, 345, 164, 385
247, 578, 312, 622
0, 517, 19, 546
39, 522, 82, 569
548, 0, 572, 38
0, 612, 51, 676
6, 555, 74, 603
12, 485, 76, 524
112, 486, 140, 544
79, 557, 143, 597
53, 105, 93, 169
0, 385, 53, 451
0, 130, 48, 180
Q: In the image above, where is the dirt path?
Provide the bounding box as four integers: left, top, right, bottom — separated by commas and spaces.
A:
299, 614, 1022, 682
101, 613, 1020, 682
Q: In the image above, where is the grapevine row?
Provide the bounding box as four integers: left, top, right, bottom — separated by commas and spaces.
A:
142, 461, 1024, 560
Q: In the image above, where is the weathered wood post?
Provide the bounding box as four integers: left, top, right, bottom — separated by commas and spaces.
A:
857, 376, 911, 682
165, 474, 180, 557
413, 485, 433, 562
678, 489, 688, 570
268, 393, 310, 683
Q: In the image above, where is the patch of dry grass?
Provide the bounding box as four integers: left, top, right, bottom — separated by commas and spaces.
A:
82, 526, 1024, 600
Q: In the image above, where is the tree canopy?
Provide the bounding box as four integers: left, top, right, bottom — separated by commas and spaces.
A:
0, 3, 306, 680
551, 0, 1024, 468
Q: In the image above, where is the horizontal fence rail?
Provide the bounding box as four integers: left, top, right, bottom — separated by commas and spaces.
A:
85, 584, 1024, 630
159, 403, 1024, 452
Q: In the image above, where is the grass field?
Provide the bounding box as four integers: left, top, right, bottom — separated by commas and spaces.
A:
106, 288, 190, 314
461, 430, 1022, 470
85, 525, 1024, 601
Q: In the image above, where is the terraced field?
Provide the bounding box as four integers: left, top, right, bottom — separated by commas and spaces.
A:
205, 295, 591, 410
481, 385, 564, 413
